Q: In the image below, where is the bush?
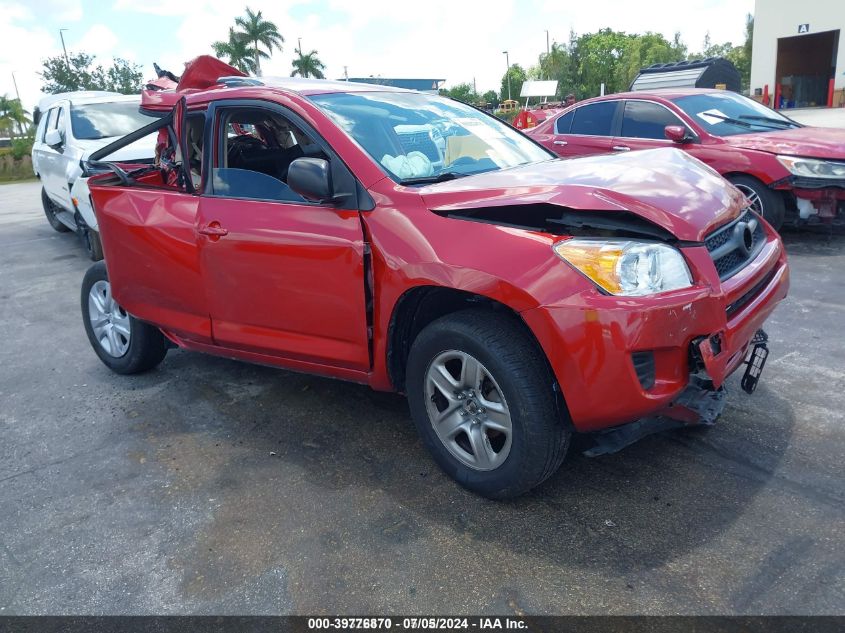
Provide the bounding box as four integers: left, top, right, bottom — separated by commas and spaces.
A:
11, 137, 33, 161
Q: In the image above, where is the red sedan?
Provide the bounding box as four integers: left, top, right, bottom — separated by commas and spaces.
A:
526, 89, 845, 229
81, 57, 788, 498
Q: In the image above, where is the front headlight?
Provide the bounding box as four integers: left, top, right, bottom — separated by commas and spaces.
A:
553, 239, 693, 296
777, 155, 845, 179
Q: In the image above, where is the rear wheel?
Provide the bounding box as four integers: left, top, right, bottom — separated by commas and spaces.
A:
406, 309, 570, 499
728, 174, 785, 230
42, 187, 70, 232
81, 262, 168, 374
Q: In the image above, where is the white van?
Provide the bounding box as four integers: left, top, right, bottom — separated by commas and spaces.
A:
32, 92, 157, 260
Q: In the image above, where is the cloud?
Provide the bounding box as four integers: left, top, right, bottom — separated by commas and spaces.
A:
72, 24, 120, 58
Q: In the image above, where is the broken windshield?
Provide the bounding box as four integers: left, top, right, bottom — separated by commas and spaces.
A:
309, 91, 553, 183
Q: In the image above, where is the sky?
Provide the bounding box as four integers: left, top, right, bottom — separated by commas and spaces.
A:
0, 0, 754, 113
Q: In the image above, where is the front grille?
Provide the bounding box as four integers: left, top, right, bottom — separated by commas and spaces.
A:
398, 131, 440, 162
704, 209, 766, 280
725, 266, 778, 318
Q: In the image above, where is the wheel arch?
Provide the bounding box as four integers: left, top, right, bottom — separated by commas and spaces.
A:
385, 285, 571, 427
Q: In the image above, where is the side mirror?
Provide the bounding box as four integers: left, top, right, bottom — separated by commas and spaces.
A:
45, 128, 63, 149
664, 125, 691, 144
287, 157, 333, 203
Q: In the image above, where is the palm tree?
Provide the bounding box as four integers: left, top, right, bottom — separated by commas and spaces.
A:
212, 27, 258, 74
0, 95, 30, 138
234, 7, 283, 76
290, 49, 326, 79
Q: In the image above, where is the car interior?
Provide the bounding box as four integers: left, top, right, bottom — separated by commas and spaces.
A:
211, 108, 329, 202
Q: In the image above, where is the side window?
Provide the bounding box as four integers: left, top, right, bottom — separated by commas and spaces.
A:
211, 106, 326, 203
35, 112, 48, 142
55, 106, 65, 133
184, 113, 205, 190
570, 102, 617, 136
44, 107, 59, 138
555, 110, 574, 134
621, 101, 685, 139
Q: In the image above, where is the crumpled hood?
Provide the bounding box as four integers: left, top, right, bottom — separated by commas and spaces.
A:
420, 148, 744, 242
77, 133, 157, 162
721, 126, 845, 159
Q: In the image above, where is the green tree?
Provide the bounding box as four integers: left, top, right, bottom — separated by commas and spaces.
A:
617, 32, 687, 91
440, 82, 478, 104
40, 53, 143, 94
0, 95, 31, 137
213, 27, 259, 74
104, 58, 143, 94
481, 90, 499, 109
500, 64, 526, 102
537, 39, 579, 99
689, 14, 754, 91
571, 28, 632, 97
234, 7, 284, 76
291, 49, 326, 79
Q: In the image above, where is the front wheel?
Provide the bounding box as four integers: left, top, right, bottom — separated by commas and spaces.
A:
83, 228, 104, 261
728, 174, 785, 230
81, 262, 168, 374
42, 187, 70, 232
406, 309, 570, 499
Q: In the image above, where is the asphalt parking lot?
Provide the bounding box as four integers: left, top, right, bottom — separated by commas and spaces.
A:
0, 179, 843, 615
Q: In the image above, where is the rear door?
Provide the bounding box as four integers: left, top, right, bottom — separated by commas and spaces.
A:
195, 100, 370, 370
613, 99, 693, 153
88, 97, 212, 344
550, 101, 621, 157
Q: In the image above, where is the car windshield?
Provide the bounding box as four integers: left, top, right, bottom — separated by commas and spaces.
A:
70, 101, 155, 140
672, 92, 801, 137
309, 91, 553, 183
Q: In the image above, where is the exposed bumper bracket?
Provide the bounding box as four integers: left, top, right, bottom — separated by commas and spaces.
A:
583, 375, 727, 457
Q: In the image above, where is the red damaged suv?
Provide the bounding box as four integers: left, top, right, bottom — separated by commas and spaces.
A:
82, 57, 789, 498
527, 89, 845, 230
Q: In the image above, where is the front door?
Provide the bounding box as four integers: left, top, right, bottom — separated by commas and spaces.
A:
197, 101, 370, 371
87, 98, 212, 343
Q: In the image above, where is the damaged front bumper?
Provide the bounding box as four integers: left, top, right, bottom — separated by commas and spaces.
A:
584, 330, 770, 457
522, 220, 789, 441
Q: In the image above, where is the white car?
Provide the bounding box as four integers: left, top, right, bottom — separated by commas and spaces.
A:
32, 92, 157, 260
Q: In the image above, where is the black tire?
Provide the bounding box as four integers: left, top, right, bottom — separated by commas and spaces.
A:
727, 174, 785, 230
83, 228, 104, 261
42, 187, 70, 232
81, 261, 168, 374
406, 309, 570, 499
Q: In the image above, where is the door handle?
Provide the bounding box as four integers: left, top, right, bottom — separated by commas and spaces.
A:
612, 145, 631, 151
553, 140, 568, 146
199, 222, 229, 238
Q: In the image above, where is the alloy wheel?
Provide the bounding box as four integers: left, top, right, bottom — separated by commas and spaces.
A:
424, 350, 513, 471
88, 280, 130, 357
734, 183, 764, 216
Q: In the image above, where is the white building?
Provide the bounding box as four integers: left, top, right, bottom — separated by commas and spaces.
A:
749, 0, 845, 109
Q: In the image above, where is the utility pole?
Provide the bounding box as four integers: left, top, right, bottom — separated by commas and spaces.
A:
11, 71, 24, 135
343, 66, 348, 81
59, 28, 70, 74
297, 37, 302, 55
502, 50, 511, 101
545, 30, 550, 55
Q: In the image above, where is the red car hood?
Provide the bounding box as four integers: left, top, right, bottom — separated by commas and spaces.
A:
420, 148, 744, 242
721, 126, 845, 159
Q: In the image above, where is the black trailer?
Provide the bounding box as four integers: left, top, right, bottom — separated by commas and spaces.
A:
629, 58, 742, 93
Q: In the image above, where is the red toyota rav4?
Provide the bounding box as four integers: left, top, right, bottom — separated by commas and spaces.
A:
82, 57, 789, 498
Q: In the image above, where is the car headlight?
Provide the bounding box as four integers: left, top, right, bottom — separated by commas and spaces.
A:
777, 155, 845, 179
553, 239, 692, 296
